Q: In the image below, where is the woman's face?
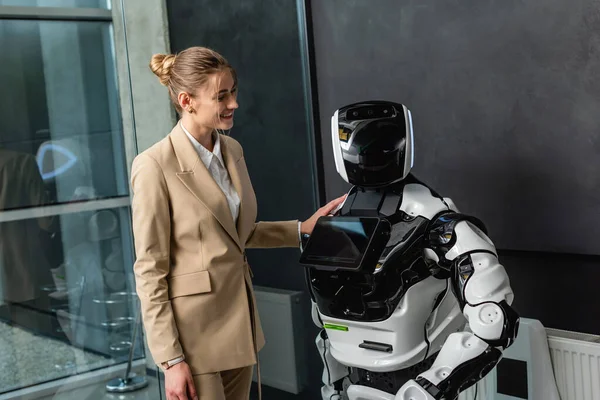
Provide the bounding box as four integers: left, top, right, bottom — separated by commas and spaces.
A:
187, 70, 238, 131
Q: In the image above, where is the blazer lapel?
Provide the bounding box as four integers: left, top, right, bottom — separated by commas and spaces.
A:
221, 136, 249, 238
170, 125, 242, 251
221, 136, 256, 241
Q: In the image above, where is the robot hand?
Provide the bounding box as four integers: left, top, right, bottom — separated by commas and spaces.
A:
345, 382, 435, 400
395, 380, 436, 400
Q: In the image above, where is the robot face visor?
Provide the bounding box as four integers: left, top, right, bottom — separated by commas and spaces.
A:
299, 216, 391, 272
338, 103, 409, 187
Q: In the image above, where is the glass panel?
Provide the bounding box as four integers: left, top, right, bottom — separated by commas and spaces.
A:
0, 19, 128, 211
0, 0, 110, 8
0, 206, 142, 394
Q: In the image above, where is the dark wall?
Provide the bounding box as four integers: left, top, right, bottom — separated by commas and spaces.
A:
310, 0, 600, 333
499, 250, 600, 334
166, 1, 324, 398
311, 0, 600, 256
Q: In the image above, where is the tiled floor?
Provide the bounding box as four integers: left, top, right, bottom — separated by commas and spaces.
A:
38, 375, 162, 400
36, 379, 298, 400
7, 371, 323, 400
0, 315, 320, 400
0, 321, 111, 394
38, 377, 298, 400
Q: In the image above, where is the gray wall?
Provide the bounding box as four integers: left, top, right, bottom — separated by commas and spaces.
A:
310, 0, 600, 334
112, 0, 175, 159
112, 0, 175, 370
311, 0, 600, 256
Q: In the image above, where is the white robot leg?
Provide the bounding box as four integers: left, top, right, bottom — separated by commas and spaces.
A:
316, 329, 350, 400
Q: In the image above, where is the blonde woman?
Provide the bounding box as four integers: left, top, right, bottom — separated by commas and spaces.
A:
131, 46, 345, 400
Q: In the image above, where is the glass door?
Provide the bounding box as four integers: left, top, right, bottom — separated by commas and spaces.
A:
0, 1, 150, 398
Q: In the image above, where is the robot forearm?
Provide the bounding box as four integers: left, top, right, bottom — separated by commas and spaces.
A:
396, 332, 501, 400
398, 309, 516, 400
454, 251, 519, 348
396, 252, 519, 399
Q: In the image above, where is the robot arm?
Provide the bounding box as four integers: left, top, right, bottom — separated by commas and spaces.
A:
397, 214, 519, 400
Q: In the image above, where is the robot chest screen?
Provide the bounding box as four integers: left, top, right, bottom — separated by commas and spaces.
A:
307, 214, 433, 322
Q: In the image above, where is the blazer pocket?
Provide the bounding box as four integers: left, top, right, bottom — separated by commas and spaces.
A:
168, 270, 212, 299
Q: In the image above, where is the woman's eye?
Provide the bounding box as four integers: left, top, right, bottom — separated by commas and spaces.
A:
218, 89, 236, 102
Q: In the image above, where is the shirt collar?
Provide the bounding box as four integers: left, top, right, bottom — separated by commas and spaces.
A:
180, 121, 225, 168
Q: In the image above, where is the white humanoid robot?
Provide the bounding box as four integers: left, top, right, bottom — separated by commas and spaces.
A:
299, 101, 519, 400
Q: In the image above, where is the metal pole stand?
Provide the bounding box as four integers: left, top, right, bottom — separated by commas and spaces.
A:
106, 309, 149, 392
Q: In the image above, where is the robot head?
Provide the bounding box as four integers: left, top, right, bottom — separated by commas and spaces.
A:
331, 101, 414, 188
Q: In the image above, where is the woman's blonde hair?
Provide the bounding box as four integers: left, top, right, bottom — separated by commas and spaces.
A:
149, 46, 237, 114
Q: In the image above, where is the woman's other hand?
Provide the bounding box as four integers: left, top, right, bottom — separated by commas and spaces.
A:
165, 361, 198, 400
301, 194, 347, 235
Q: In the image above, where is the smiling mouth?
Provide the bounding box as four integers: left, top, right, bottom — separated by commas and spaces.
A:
220, 112, 233, 120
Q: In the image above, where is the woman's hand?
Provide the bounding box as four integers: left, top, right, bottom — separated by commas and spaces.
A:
165, 361, 198, 400
301, 194, 347, 235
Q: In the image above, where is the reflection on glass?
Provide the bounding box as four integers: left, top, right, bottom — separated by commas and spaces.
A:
0, 149, 49, 211
0, 0, 110, 8
0, 207, 141, 394
0, 19, 128, 211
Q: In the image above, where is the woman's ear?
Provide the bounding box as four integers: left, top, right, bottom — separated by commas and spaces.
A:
178, 92, 195, 114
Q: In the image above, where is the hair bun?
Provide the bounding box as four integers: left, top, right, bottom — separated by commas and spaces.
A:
149, 53, 176, 86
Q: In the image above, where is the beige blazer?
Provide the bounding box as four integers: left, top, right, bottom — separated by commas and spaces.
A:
130, 125, 299, 375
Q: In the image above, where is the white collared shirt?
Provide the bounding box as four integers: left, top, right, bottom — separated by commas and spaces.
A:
181, 122, 241, 222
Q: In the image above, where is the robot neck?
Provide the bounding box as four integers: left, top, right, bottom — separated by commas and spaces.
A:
340, 173, 439, 218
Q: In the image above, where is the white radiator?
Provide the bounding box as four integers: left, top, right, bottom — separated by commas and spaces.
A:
252, 285, 309, 394
546, 328, 600, 400
459, 321, 600, 400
